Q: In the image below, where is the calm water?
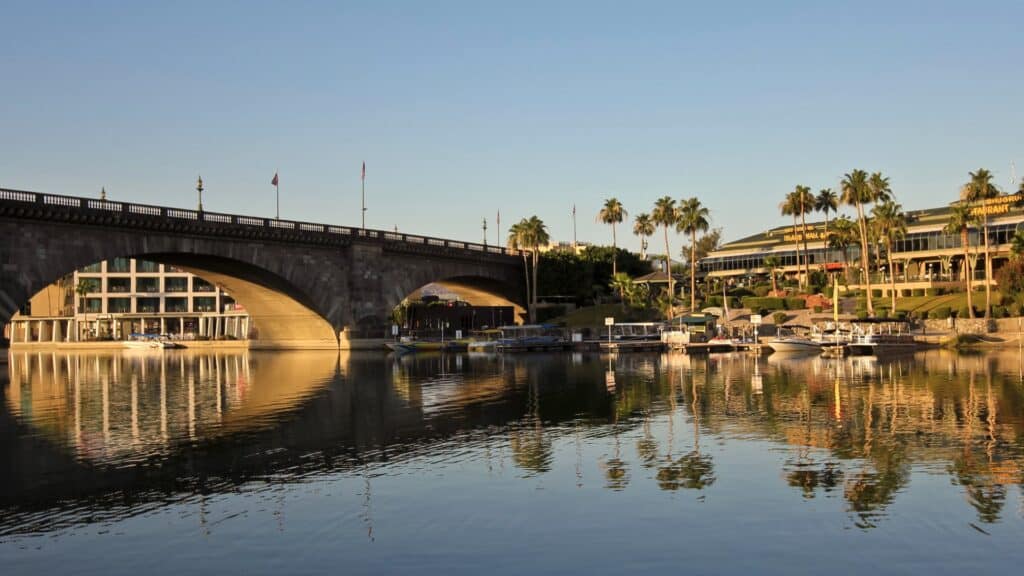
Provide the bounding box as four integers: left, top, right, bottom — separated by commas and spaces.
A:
2, 348, 1024, 574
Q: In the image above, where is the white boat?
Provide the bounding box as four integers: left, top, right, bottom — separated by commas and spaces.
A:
766, 335, 823, 353
124, 334, 181, 349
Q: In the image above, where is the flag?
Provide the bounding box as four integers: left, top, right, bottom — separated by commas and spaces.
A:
361, 162, 366, 181
271, 172, 278, 187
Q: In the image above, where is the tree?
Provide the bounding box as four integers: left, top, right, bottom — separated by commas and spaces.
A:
943, 203, 976, 318
1011, 229, 1024, 259
816, 188, 839, 236
652, 196, 678, 319
507, 221, 532, 318
961, 169, 1000, 317
780, 187, 813, 290
677, 197, 710, 312
75, 278, 91, 341
871, 200, 907, 313
632, 213, 654, 260
763, 255, 780, 293
521, 216, 549, 322
597, 198, 627, 280
829, 215, 857, 284
841, 169, 877, 315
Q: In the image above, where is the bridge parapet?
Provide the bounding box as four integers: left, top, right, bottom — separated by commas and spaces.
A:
0, 188, 519, 262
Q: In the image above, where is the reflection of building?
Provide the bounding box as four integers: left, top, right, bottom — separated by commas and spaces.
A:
699, 194, 1024, 291
7, 258, 250, 344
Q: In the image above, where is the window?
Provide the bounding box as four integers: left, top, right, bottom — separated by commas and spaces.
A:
165, 277, 188, 292
80, 262, 102, 273
108, 257, 131, 273
77, 278, 101, 293
84, 298, 102, 313
136, 260, 160, 273
107, 298, 131, 313
164, 297, 188, 313
108, 278, 131, 293
193, 297, 216, 312
136, 298, 160, 313
136, 278, 160, 293
192, 278, 215, 292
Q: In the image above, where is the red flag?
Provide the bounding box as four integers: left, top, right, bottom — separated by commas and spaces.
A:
271, 172, 278, 187
361, 162, 366, 181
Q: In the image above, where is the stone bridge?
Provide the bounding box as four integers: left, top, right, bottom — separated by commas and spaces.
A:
0, 188, 526, 348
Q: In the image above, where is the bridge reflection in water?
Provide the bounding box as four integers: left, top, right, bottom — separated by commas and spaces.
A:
2, 348, 1024, 548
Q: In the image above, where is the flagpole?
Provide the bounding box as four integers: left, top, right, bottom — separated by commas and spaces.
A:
572, 204, 577, 250
275, 168, 279, 220
361, 162, 366, 230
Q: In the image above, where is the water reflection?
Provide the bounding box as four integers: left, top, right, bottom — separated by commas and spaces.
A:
2, 348, 1024, 542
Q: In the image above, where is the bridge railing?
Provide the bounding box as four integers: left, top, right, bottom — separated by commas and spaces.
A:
0, 187, 521, 257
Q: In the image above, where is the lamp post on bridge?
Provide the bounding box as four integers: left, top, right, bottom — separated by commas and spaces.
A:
482, 218, 488, 247
196, 175, 204, 212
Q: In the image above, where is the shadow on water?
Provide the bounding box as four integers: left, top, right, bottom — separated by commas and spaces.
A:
2, 347, 1024, 537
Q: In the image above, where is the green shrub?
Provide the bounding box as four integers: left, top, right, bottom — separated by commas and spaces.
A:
752, 285, 771, 297
856, 310, 869, 320
924, 288, 937, 297
813, 305, 823, 313
772, 311, 788, 324
871, 289, 883, 298
729, 287, 754, 298
929, 306, 951, 320
993, 306, 1008, 319
894, 310, 908, 320
705, 295, 724, 307
901, 289, 913, 298
956, 306, 972, 319
912, 289, 925, 297
741, 296, 786, 311
784, 297, 806, 310
877, 308, 890, 319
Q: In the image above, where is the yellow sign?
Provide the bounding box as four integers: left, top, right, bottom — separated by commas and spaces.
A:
968, 192, 1023, 217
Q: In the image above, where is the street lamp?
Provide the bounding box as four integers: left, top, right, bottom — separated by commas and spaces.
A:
196, 175, 204, 212
482, 218, 488, 246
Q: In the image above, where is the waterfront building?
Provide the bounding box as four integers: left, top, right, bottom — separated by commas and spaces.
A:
6, 257, 250, 344
699, 193, 1024, 293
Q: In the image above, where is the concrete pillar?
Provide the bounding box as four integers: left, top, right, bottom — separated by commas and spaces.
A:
67, 320, 74, 342
160, 317, 166, 336
23, 321, 30, 343
214, 316, 221, 339
52, 320, 61, 342
180, 317, 185, 339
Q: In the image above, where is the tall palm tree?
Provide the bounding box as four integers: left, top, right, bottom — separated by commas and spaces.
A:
652, 196, 678, 319
521, 216, 549, 322
677, 197, 710, 312
763, 255, 781, 293
841, 169, 876, 315
867, 172, 894, 276
75, 278, 91, 341
816, 188, 839, 236
632, 213, 654, 260
597, 198, 627, 280
961, 169, 1000, 317
871, 200, 907, 313
1011, 229, 1024, 259
507, 220, 531, 319
794, 186, 815, 289
944, 203, 976, 318
778, 187, 811, 286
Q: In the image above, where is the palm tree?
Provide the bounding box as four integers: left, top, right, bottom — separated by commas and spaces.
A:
828, 215, 857, 284
632, 213, 654, 260
871, 200, 907, 313
507, 220, 531, 320
652, 196, 678, 319
944, 203, 976, 318
961, 169, 1000, 317
867, 172, 893, 276
677, 197, 710, 312
597, 198, 627, 280
816, 188, 839, 236
763, 255, 780, 293
75, 278, 91, 341
840, 169, 876, 315
521, 216, 549, 322
778, 188, 811, 289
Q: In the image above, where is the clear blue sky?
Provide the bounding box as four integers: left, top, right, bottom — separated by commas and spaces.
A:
2, 1, 1022, 253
